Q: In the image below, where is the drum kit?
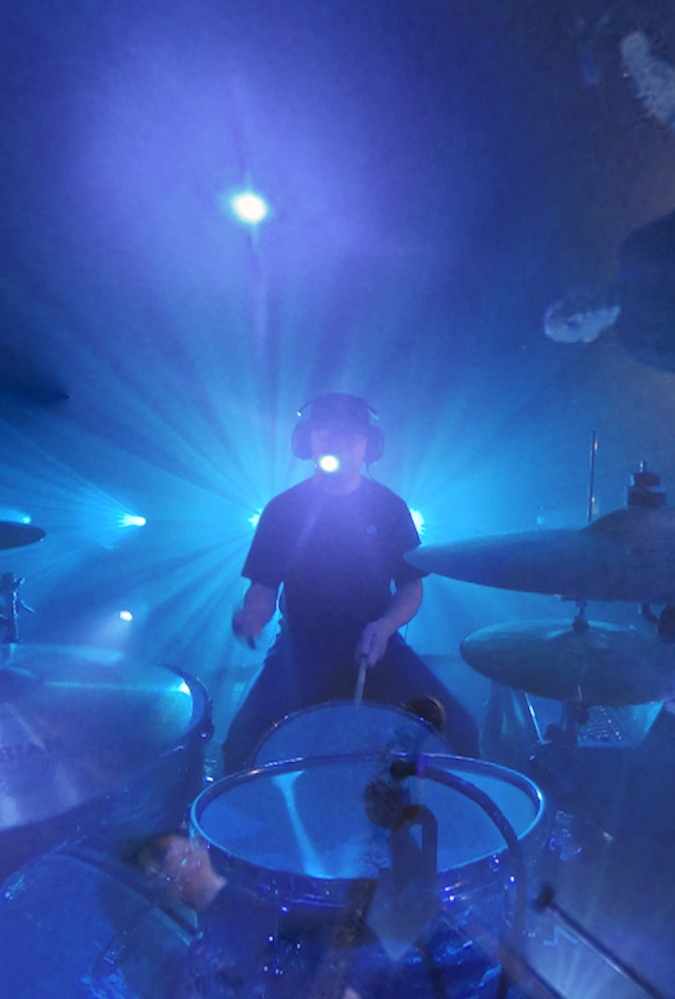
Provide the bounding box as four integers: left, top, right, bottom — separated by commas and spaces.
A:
1, 461, 672, 997
408, 461, 675, 717
0, 522, 213, 878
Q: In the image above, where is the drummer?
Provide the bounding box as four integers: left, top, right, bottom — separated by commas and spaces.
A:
222, 393, 478, 772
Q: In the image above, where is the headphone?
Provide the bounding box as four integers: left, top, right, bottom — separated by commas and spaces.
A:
291, 393, 385, 464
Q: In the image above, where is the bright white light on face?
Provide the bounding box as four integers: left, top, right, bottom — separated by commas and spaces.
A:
230, 192, 269, 225
410, 509, 425, 535
119, 610, 133, 622
318, 455, 340, 473
249, 511, 261, 528
120, 514, 146, 527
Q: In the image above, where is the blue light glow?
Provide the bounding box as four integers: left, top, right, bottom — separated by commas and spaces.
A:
410, 508, 425, 535
249, 511, 261, 528
119, 610, 133, 621
318, 455, 340, 473
0, 507, 32, 524
120, 514, 146, 527
230, 192, 269, 225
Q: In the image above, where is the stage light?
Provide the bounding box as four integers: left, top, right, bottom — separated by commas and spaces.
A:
230, 191, 269, 225
0, 507, 32, 524
318, 455, 340, 473
248, 511, 261, 528
119, 514, 146, 527
119, 610, 133, 621
410, 508, 425, 535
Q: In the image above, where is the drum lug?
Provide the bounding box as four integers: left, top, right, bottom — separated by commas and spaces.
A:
547, 810, 582, 863
198, 718, 215, 742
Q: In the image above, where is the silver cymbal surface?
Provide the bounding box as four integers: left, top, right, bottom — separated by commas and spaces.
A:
460, 620, 675, 705
0, 644, 196, 830
406, 507, 675, 603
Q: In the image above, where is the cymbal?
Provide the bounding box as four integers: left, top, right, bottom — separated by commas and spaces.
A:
0, 522, 45, 550
406, 506, 675, 604
0, 644, 198, 830
460, 620, 675, 705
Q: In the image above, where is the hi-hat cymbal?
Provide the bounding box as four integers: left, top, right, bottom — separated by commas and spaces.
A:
406, 506, 675, 604
0, 522, 45, 550
460, 620, 675, 705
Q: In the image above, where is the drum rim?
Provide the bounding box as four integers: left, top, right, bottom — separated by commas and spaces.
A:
192, 753, 546, 905
159, 663, 211, 737
253, 698, 455, 765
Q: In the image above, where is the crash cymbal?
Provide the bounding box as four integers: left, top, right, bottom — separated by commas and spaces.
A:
0, 643, 198, 830
0, 522, 44, 550
460, 620, 675, 705
406, 506, 675, 604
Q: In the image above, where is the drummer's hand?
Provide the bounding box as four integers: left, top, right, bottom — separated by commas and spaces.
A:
357, 619, 394, 667
232, 609, 260, 649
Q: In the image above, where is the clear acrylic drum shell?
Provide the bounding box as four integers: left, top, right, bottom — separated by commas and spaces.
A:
0, 847, 194, 999
192, 753, 545, 909
254, 700, 454, 766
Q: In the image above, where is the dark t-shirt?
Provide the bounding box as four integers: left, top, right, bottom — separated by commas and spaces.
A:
242, 477, 424, 648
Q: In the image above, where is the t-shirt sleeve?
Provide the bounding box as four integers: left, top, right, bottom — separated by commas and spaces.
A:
241, 501, 286, 590
389, 497, 428, 587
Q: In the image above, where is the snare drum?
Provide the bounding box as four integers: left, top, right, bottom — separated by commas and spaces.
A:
193, 755, 545, 996
254, 700, 453, 766
193, 753, 545, 909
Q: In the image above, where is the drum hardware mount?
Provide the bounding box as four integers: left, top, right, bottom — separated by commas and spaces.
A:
366, 802, 442, 959
389, 758, 530, 999
567, 600, 589, 634
390, 759, 528, 940
640, 602, 675, 642
0, 572, 33, 643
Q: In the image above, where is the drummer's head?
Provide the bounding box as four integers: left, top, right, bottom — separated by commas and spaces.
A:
125, 828, 226, 913
292, 394, 384, 488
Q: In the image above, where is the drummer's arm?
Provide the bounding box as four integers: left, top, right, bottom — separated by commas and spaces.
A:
383, 578, 423, 630
357, 579, 423, 666
232, 582, 278, 644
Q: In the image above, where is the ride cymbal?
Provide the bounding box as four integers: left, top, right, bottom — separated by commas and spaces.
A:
460, 619, 675, 705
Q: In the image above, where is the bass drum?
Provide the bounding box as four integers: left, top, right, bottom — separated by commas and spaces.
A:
254, 700, 454, 766
0, 645, 213, 880
192, 754, 546, 997
0, 847, 194, 999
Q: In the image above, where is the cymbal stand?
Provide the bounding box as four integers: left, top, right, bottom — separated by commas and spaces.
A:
570, 599, 589, 635
0, 572, 33, 643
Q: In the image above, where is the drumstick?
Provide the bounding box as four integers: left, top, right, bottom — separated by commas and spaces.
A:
354, 656, 369, 708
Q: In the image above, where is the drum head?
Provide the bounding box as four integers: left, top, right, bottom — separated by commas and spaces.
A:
255, 700, 452, 766
193, 755, 544, 907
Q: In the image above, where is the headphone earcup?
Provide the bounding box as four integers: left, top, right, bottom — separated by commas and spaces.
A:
365, 426, 385, 464
292, 413, 384, 463
291, 421, 312, 460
